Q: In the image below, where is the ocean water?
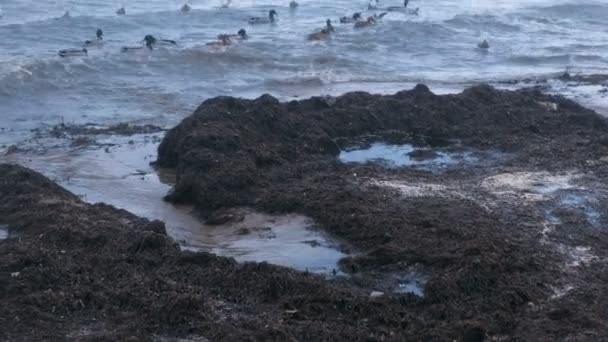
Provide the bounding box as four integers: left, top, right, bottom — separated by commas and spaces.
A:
1, 0, 608, 143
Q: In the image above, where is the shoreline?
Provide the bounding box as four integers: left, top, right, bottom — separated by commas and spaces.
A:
2, 84, 608, 339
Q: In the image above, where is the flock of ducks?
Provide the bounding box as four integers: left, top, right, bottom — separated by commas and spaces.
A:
56, 0, 490, 57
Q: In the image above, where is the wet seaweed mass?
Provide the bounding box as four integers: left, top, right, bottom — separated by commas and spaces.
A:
3, 85, 608, 340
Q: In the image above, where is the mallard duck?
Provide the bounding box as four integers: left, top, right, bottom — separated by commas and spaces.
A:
207, 35, 232, 48
340, 12, 362, 24
354, 17, 376, 28
59, 48, 87, 57
181, 3, 191, 13
120, 34, 159, 52
307, 30, 330, 41
248, 9, 277, 24
218, 29, 248, 41
307, 20, 335, 41
289, 1, 298, 8
116, 6, 126, 15
324, 19, 335, 32
144, 35, 177, 48
84, 29, 104, 47
374, 12, 388, 19
478, 40, 489, 49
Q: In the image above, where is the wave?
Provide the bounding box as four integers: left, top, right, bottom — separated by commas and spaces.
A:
0, 56, 101, 96
525, 3, 608, 25
444, 14, 522, 33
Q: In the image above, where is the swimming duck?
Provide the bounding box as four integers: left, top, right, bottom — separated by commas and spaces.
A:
218, 29, 248, 41
478, 40, 489, 49
324, 19, 335, 32
206, 35, 232, 48
237, 28, 248, 39
121, 35, 159, 52
84, 29, 104, 46
307, 19, 335, 41
289, 1, 298, 9
307, 30, 330, 41
61, 10, 71, 18
145, 35, 177, 48
340, 12, 362, 24
374, 12, 388, 20
181, 3, 191, 13
248, 9, 277, 24
59, 48, 87, 57
116, 6, 126, 15
354, 17, 376, 28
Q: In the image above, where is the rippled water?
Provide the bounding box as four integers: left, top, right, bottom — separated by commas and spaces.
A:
1, 0, 608, 146
339, 143, 477, 169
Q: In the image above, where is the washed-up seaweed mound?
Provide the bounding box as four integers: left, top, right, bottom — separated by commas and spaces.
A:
158, 84, 607, 208
1, 164, 455, 341
156, 85, 608, 340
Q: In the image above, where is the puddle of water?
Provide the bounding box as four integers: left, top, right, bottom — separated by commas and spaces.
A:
482, 172, 580, 201
0, 224, 8, 240
545, 209, 562, 225
183, 209, 346, 274
363, 271, 427, 297
559, 194, 601, 225
339, 143, 477, 169
1, 136, 346, 274
395, 275, 427, 297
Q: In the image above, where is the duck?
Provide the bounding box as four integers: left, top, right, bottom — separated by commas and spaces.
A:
307, 19, 335, 41
116, 6, 126, 15
220, 0, 232, 8
248, 9, 277, 24
206, 35, 232, 48
354, 17, 376, 28
289, 1, 298, 9
478, 40, 489, 49
181, 3, 191, 13
84, 29, 104, 47
307, 30, 330, 41
144, 35, 177, 48
61, 10, 71, 18
121, 35, 158, 52
217, 29, 248, 41
59, 48, 87, 57
374, 12, 388, 20
340, 12, 362, 24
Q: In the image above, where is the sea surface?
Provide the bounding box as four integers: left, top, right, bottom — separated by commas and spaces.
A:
1, 0, 607, 270
1, 0, 608, 140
